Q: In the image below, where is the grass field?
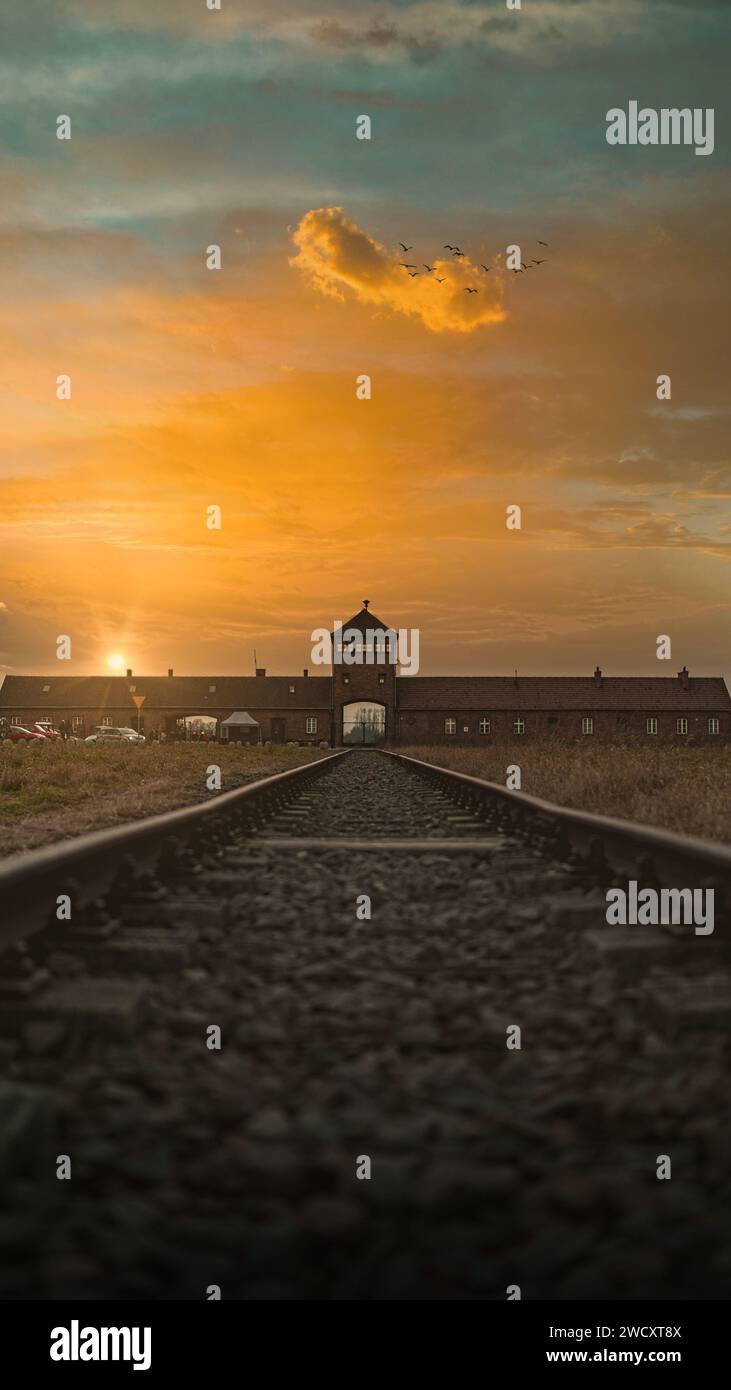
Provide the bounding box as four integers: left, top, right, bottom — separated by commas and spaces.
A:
397, 743, 731, 846
0, 741, 329, 857
2, 739, 728, 857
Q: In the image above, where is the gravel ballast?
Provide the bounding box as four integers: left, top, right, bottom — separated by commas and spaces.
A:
0, 750, 728, 1300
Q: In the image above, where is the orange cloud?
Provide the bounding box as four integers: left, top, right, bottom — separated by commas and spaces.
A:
290, 206, 506, 334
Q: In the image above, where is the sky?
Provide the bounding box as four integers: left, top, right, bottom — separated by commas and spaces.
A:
1, 0, 729, 680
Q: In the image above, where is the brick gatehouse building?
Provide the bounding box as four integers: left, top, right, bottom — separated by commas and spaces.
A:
1, 604, 729, 745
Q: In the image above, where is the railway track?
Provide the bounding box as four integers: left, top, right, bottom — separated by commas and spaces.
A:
0, 748, 729, 1300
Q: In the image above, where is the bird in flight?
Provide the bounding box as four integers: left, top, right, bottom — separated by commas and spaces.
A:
464, 286, 478, 294
452, 249, 465, 257
534, 259, 546, 265
401, 262, 417, 268
480, 264, 491, 272
443, 244, 456, 251
434, 276, 446, 283
423, 264, 434, 273
538, 240, 549, 246
399, 242, 413, 252
408, 271, 420, 277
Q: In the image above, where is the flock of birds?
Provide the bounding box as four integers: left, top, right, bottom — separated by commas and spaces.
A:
397, 239, 551, 292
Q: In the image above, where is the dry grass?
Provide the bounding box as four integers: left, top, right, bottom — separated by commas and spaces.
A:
396, 743, 731, 846
3, 740, 727, 857
0, 742, 329, 857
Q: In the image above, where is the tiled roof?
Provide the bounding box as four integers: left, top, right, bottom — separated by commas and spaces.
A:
396, 676, 731, 712
0, 675, 331, 712
337, 606, 394, 633
1, 672, 728, 714
332, 608, 393, 636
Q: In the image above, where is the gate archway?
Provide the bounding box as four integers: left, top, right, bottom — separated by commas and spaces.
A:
167, 713, 219, 742
342, 701, 386, 745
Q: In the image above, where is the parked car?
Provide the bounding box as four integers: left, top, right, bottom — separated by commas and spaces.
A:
33, 722, 61, 740
4, 725, 47, 743
118, 727, 146, 744
85, 726, 142, 745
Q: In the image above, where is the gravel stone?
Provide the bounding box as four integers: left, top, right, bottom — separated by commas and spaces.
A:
0, 750, 728, 1299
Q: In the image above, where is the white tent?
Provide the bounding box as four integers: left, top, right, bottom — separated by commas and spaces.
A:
220, 710, 260, 742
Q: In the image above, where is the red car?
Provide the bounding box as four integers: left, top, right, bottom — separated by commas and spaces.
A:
33, 723, 61, 740
4, 725, 47, 743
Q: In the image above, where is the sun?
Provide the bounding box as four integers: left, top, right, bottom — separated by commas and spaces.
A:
107, 653, 126, 672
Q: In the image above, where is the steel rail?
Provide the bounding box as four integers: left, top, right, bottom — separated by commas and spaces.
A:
381, 749, 731, 914
0, 750, 349, 948
2, 743, 728, 951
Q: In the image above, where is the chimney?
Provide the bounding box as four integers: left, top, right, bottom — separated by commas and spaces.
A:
593, 666, 602, 687
303, 668, 308, 677
513, 668, 518, 687
167, 668, 173, 678
678, 665, 690, 690
126, 668, 133, 679
255, 667, 266, 677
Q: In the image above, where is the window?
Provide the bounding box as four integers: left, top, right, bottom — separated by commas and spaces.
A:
463, 725, 469, 733
378, 674, 385, 685
646, 718, 658, 735
676, 718, 688, 735
208, 684, 216, 694
343, 675, 350, 685
72, 716, 83, 731
445, 718, 456, 735
582, 717, 594, 735
101, 716, 114, 726
306, 717, 317, 734
479, 718, 491, 734
129, 685, 136, 693
42, 684, 50, 693
289, 685, 295, 694
709, 718, 720, 735
513, 718, 525, 735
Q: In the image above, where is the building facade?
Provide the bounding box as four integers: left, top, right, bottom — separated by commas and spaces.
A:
1, 604, 729, 745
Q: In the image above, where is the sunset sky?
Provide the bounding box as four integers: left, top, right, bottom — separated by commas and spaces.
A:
1, 0, 729, 680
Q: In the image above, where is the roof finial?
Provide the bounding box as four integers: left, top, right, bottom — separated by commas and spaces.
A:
362, 598, 370, 610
